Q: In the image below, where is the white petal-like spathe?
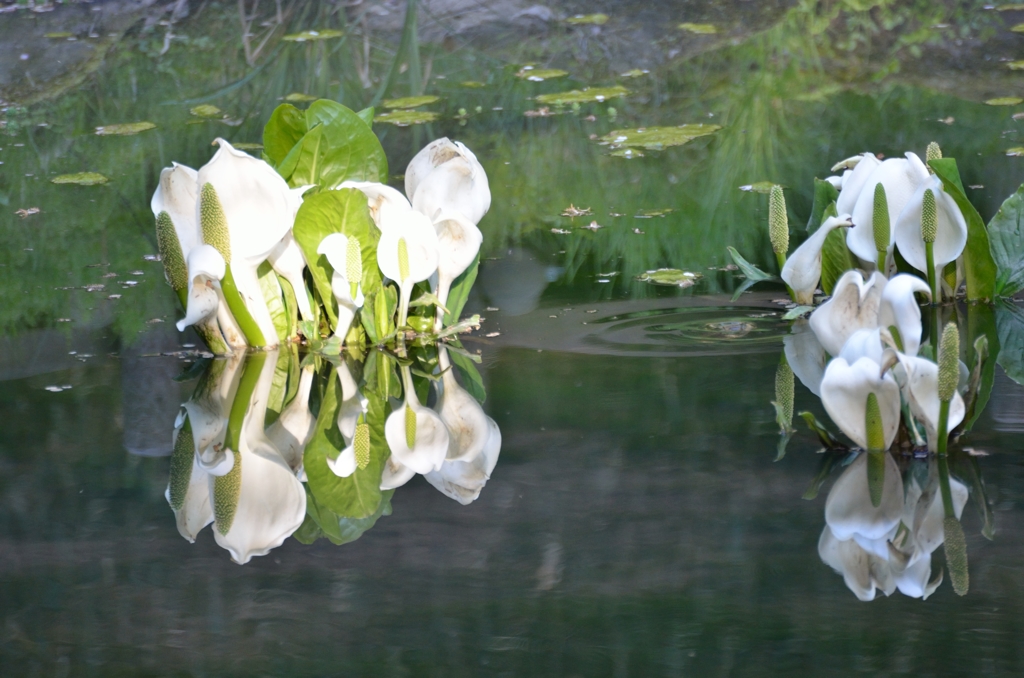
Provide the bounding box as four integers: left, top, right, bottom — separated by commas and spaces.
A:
265, 366, 316, 470
784, 319, 827, 396
433, 209, 483, 310
825, 452, 904, 542
435, 349, 491, 462
336, 180, 412, 231
381, 455, 416, 490
847, 153, 930, 262
820, 356, 901, 450
893, 175, 968, 273
177, 245, 226, 332
809, 270, 886, 357
877, 274, 930, 356
838, 328, 884, 365
781, 214, 852, 305
267, 232, 313, 320
166, 423, 213, 542
424, 418, 501, 504
318, 233, 365, 336
407, 139, 491, 225
835, 153, 882, 216
376, 202, 440, 285
327, 446, 358, 478
152, 162, 200, 257
895, 354, 967, 452
818, 525, 896, 602
384, 400, 450, 474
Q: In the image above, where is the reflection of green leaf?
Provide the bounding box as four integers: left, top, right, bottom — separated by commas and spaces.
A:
292, 189, 382, 331
294, 484, 393, 545
996, 300, 1024, 385
535, 86, 629, 105
257, 262, 291, 342
599, 124, 720, 151
51, 172, 108, 185
448, 348, 486, 404
987, 182, 1024, 296
304, 368, 389, 519
802, 449, 851, 500
444, 254, 479, 325
930, 158, 997, 302
373, 110, 440, 126
95, 121, 156, 135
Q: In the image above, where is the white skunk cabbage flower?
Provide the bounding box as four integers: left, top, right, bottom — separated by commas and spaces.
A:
166, 409, 214, 542
809, 270, 887, 357
317, 232, 366, 338
846, 153, 929, 264
265, 364, 317, 471
877, 274, 931, 356
375, 201, 440, 327
424, 418, 501, 504
818, 524, 897, 601
820, 356, 901, 451
894, 353, 966, 452
834, 153, 882, 216
780, 214, 852, 305
384, 365, 449, 475
405, 137, 491, 227
825, 452, 904, 545
893, 175, 968, 276
434, 347, 492, 463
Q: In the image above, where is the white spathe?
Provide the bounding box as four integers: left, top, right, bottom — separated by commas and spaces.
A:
435, 348, 491, 462
877, 274, 931, 356
820, 356, 901, 450
825, 452, 904, 543
783, 319, 828, 396
152, 162, 200, 256
405, 138, 491, 226
846, 153, 930, 263
384, 367, 449, 475
166, 415, 214, 543
780, 214, 852, 306
177, 244, 226, 332
336, 180, 412, 231
424, 418, 501, 504
265, 364, 317, 471
317, 232, 366, 338
818, 525, 896, 602
896, 353, 967, 452
375, 201, 440, 285
893, 175, 968, 274
267, 232, 314, 321
835, 153, 882, 216
838, 327, 885, 366
327, 363, 369, 479
809, 270, 887, 357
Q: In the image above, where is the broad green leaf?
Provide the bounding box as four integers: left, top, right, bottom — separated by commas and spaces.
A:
360, 292, 381, 343
292, 189, 382, 331
806, 177, 839, 233
277, 274, 301, 342
257, 261, 291, 342
996, 300, 1024, 385
303, 368, 388, 519
284, 124, 326, 186
265, 347, 294, 426
303, 99, 388, 186
296, 484, 393, 545
448, 348, 486, 404
263, 103, 308, 167
374, 284, 398, 339
356, 107, 374, 127
930, 158, 997, 301
444, 254, 479, 325
986, 182, 1024, 296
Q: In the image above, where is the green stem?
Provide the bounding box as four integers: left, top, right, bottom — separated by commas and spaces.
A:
397, 281, 412, 328
925, 241, 938, 304
937, 398, 951, 457
937, 454, 955, 518
225, 353, 267, 451
221, 265, 268, 348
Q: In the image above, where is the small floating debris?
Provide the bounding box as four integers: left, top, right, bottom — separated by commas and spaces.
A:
535, 86, 629, 105
460, 81, 486, 88
635, 208, 674, 218
620, 68, 649, 78
282, 29, 343, 42
632, 227, 645, 235
985, 96, 1023, 106
596, 271, 619, 277
284, 92, 318, 102
582, 221, 603, 231
45, 31, 74, 38
1008, 61, 1024, 70
108, 294, 122, 299
637, 269, 702, 287
15, 207, 39, 217
937, 116, 955, 125
382, 95, 441, 109
739, 182, 778, 193
44, 385, 73, 392
57, 318, 72, 322
485, 332, 501, 337
83, 284, 105, 292
516, 66, 569, 82
678, 22, 717, 34
1006, 147, 1024, 156
143, 254, 161, 261
969, 184, 984, 189
189, 104, 223, 118
566, 13, 608, 25
524, 107, 558, 117
95, 122, 156, 136
373, 110, 439, 126
51, 172, 108, 185
561, 204, 592, 217
101, 272, 118, 278
551, 228, 572, 234
599, 124, 721, 152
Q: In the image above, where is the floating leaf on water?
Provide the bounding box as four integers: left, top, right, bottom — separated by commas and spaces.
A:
524, 107, 559, 117
739, 181, 780, 193
636, 208, 674, 217
566, 13, 608, 25
44, 32, 73, 38
1008, 61, 1024, 70
373, 110, 440, 126
95, 121, 156, 136
937, 116, 955, 125
985, 96, 1023, 106
678, 22, 717, 34
515, 67, 569, 82
51, 172, 108, 185
231, 142, 263, 151
998, 4, 1024, 9
599, 124, 721, 151
284, 92, 318, 102
382, 95, 441, 109
620, 68, 649, 78
637, 269, 702, 287
282, 29, 344, 42
1012, 22, 1024, 31
460, 80, 486, 88
1007, 147, 1024, 157
535, 86, 629, 105
190, 104, 223, 118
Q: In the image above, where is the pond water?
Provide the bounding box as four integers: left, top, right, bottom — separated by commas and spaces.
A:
3, 0, 1024, 675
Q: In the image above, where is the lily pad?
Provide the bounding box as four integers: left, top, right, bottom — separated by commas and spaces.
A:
1008, 61, 1024, 70
381, 95, 441, 109
637, 269, 702, 287
51, 172, 108, 185
373, 110, 439, 126
610, 148, 643, 158
190, 104, 223, 118
460, 81, 487, 88
282, 29, 343, 42
678, 22, 717, 34
739, 181, 780, 193
1006, 147, 1024, 157
998, 4, 1024, 9
620, 68, 649, 78
985, 97, 1023, 106
44, 32, 73, 38
231, 142, 264, 151
535, 86, 629, 105
516, 67, 569, 82
284, 92, 318, 102
599, 124, 721, 151
94, 122, 156, 136
636, 208, 674, 217
1012, 22, 1024, 31
566, 13, 608, 25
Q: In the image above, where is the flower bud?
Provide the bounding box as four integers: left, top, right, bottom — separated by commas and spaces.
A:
926, 141, 942, 163
769, 185, 788, 255
938, 322, 959, 402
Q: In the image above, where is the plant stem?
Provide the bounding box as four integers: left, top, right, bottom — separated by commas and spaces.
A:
221, 266, 268, 348
936, 398, 951, 457
925, 241, 938, 303
225, 353, 267, 450
937, 453, 955, 518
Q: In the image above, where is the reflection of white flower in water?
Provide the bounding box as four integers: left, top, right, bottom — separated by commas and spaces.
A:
166, 409, 213, 542
265, 364, 317, 472
783, 319, 827, 396
383, 365, 449, 475
326, 362, 370, 479
820, 356, 901, 451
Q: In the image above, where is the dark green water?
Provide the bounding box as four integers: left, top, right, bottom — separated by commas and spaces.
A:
3, 0, 1024, 675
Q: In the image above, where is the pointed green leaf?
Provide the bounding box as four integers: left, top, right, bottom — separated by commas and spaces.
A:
986, 182, 1024, 296
263, 103, 308, 167
930, 158, 997, 301
444, 254, 480, 325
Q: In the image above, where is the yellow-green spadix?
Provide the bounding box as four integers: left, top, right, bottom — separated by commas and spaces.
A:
384, 365, 449, 475
780, 214, 852, 305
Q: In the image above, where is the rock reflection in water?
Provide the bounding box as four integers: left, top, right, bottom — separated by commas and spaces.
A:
166, 345, 501, 563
